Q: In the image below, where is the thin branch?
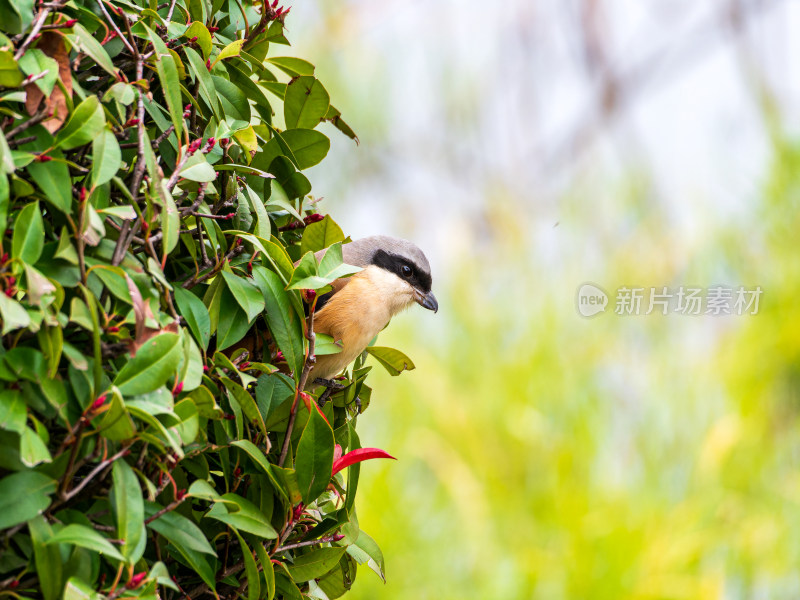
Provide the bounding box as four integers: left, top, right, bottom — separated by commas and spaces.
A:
278, 300, 317, 467
61, 445, 132, 502
143, 496, 186, 525
14, 2, 62, 60
95, 0, 135, 54
274, 536, 339, 554
5, 109, 51, 140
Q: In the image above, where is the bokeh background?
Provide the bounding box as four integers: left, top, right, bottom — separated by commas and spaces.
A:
288, 1, 800, 598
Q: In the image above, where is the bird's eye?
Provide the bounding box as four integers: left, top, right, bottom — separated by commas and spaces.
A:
401, 265, 412, 278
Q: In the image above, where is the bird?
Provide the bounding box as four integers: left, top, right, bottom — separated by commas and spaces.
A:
308, 235, 437, 386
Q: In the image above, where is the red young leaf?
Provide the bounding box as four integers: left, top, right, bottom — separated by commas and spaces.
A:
331, 448, 396, 477
333, 444, 343, 462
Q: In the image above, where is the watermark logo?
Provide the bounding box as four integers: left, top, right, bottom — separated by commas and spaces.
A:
576, 285, 762, 317
576, 283, 609, 317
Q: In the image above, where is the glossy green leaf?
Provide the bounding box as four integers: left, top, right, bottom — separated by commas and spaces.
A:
266, 56, 315, 77
222, 377, 267, 438
113, 333, 182, 396
47, 524, 126, 562
0, 471, 56, 529
221, 271, 265, 321
286, 547, 346, 583
0, 50, 23, 87
0, 293, 30, 334
284, 77, 330, 130
233, 528, 261, 600
366, 346, 416, 376
205, 492, 278, 539
29, 514, 62, 600
69, 24, 117, 76
12, 201, 44, 264
251, 265, 304, 379
18, 49, 58, 96
300, 215, 344, 255
174, 287, 211, 350
26, 148, 71, 213
146, 25, 184, 143
213, 39, 245, 66
183, 21, 212, 58
0, 389, 25, 433
295, 407, 335, 504
91, 128, 121, 188
20, 425, 52, 466
184, 46, 220, 116
112, 460, 145, 564
55, 95, 106, 150
282, 129, 330, 170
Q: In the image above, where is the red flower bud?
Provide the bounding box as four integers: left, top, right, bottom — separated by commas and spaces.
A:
220, 138, 230, 148
224, 413, 235, 420
79, 187, 87, 203
176, 488, 187, 500
64, 18, 77, 26
172, 382, 184, 396
302, 289, 316, 303
203, 365, 209, 372
333, 533, 345, 541
303, 213, 324, 224
35, 154, 52, 162
239, 361, 250, 370
8, 580, 18, 589
6, 276, 15, 286
107, 326, 119, 333
206, 59, 211, 71
207, 26, 219, 32
274, 350, 285, 363
0, 253, 8, 263
4, 287, 14, 297
234, 467, 242, 478
125, 118, 140, 127
127, 572, 147, 589
292, 503, 304, 520
190, 36, 198, 43
91, 395, 107, 410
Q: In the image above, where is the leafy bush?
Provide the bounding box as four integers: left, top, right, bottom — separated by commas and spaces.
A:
0, 1, 401, 598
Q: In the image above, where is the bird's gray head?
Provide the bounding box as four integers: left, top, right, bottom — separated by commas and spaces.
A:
342, 235, 438, 313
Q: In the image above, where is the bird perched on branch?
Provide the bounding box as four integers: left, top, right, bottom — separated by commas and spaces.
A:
309, 235, 438, 386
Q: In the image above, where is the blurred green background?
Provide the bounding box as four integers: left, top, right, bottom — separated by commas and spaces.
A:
288, 2, 800, 598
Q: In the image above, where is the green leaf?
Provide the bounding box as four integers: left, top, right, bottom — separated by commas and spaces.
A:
286, 547, 346, 583
145, 504, 217, 591
26, 148, 71, 213
0, 471, 56, 529
295, 407, 334, 504
47, 524, 126, 562
206, 492, 278, 539
282, 129, 330, 170
69, 24, 117, 77
174, 288, 211, 350
146, 25, 184, 143
256, 541, 276, 600
0, 389, 25, 433
184, 46, 220, 116
91, 128, 121, 188
0, 0, 34, 34
366, 346, 416, 376
96, 389, 136, 440
314, 333, 343, 356
112, 460, 145, 564
213, 39, 245, 66
179, 153, 217, 181
300, 215, 344, 255
113, 333, 182, 396
145, 502, 216, 554
63, 577, 101, 600
20, 425, 52, 466
0, 292, 30, 335
184, 21, 213, 58
55, 95, 106, 150
159, 180, 180, 255
251, 266, 304, 379
221, 271, 265, 321
18, 49, 58, 96
0, 50, 23, 87
29, 514, 62, 600
255, 373, 294, 423
233, 529, 261, 600
266, 56, 315, 77
216, 286, 252, 350
349, 530, 386, 581
12, 201, 44, 264
231, 438, 289, 505
213, 75, 251, 122
284, 77, 330, 130
222, 377, 268, 439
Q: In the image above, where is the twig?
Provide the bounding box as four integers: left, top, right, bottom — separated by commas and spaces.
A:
273, 536, 339, 554
143, 496, 186, 525
278, 300, 317, 467
4, 109, 50, 140
61, 445, 132, 502
180, 243, 245, 289
95, 0, 135, 55
186, 211, 236, 220
14, 2, 63, 60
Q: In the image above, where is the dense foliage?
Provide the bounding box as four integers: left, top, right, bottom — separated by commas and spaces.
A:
0, 1, 408, 598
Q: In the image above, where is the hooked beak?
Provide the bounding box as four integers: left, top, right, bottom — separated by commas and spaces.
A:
414, 289, 438, 313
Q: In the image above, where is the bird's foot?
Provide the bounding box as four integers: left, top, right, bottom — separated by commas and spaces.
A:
314, 378, 346, 407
